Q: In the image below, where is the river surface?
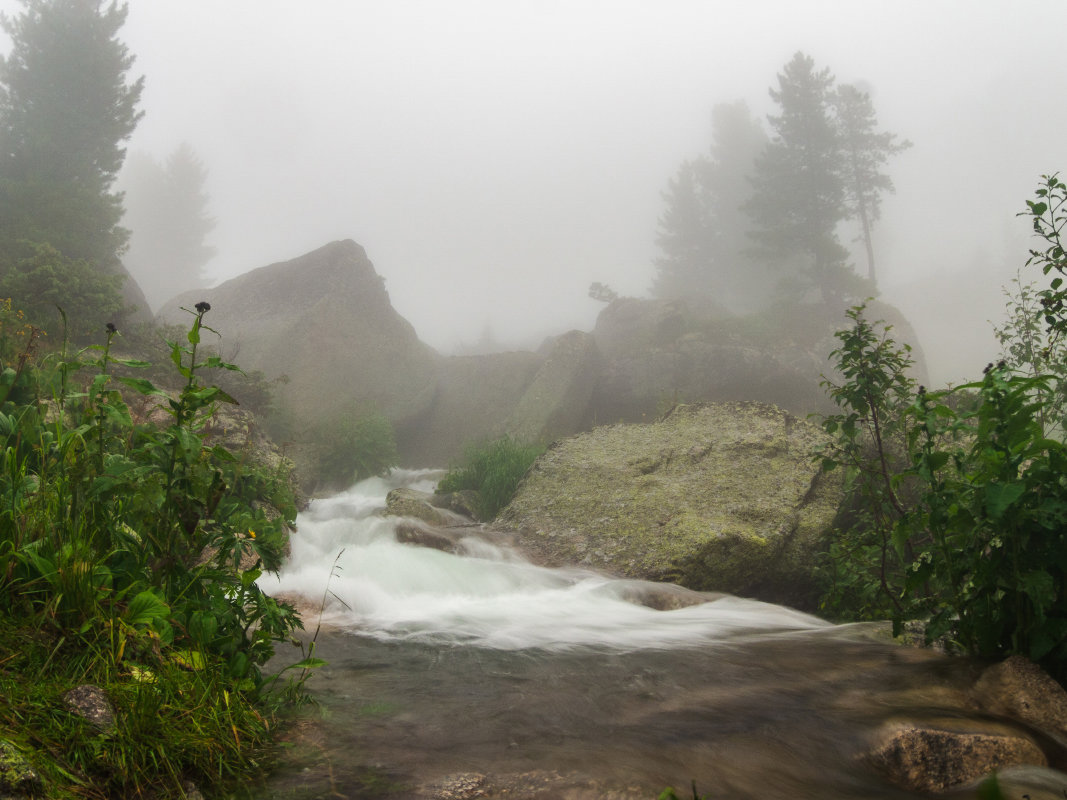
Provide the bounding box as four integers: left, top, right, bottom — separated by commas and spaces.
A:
255, 470, 1005, 800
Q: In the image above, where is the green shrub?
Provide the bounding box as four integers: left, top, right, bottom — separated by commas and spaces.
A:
817, 175, 1067, 683
437, 435, 543, 519
0, 301, 317, 797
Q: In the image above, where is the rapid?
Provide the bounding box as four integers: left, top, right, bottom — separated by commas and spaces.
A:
255, 470, 1009, 799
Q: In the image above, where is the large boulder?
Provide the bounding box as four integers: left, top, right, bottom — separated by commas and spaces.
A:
400, 350, 543, 467
498, 401, 843, 609
157, 240, 440, 460
505, 330, 599, 444
588, 296, 927, 424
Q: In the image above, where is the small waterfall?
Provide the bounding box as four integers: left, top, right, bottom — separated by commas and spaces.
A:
261, 469, 829, 652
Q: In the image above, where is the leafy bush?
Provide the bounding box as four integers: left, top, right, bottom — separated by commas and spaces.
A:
0, 241, 125, 339
815, 303, 917, 620
437, 435, 543, 519
0, 302, 316, 797
817, 175, 1067, 683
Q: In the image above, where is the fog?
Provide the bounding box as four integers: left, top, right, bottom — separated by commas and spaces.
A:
4, 0, 1066, 383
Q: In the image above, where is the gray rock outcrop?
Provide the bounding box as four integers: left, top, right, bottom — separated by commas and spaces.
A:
498, 401, 843, 609
158, 240, 440, 453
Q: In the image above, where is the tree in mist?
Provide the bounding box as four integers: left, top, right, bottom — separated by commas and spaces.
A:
745, 52, 854, 304
0, 0, 142, 332
651, 159, 709, 300
120, 143, 217, 309
834, 83, 912, 287
651, 102, 769, 308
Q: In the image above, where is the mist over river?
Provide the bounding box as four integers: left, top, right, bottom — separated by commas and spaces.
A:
256, 471, 1010, 800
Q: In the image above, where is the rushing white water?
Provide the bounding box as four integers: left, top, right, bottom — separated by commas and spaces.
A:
261, 469, 830, 651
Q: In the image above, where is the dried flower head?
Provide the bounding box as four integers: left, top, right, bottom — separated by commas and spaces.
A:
105, 322, 117, 334
195, 301, 211, 314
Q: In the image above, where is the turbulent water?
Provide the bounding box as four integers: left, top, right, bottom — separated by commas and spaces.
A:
256, 470, 999, 800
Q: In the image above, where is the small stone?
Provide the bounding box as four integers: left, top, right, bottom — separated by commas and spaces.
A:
867, 722, 1046, 792
63, 684, 116, 732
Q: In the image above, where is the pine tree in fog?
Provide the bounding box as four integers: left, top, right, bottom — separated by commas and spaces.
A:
0, 0, 143, 269
120, 143, 216, 309
834, 83, 911, 288
745, 52, 853, 304
652, 102, 768, 309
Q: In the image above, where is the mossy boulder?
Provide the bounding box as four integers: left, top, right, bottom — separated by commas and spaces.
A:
498, 402, 843, 610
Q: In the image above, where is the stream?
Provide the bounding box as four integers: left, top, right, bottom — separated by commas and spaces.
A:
255, 470, 1013, 800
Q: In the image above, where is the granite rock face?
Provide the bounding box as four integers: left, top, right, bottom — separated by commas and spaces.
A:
159, 240, 440, 450
499, 402, 843, 609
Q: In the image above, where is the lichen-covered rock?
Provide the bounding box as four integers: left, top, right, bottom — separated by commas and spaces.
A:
0, 740, 41, 797
866, 722, 1047, 793
64, 684, 116, 732
498, 401, 842, 609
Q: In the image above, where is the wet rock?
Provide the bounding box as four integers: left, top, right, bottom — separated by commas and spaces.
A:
499, 402, 842, 609
418, 770, 647, 799
422, 772, 489, 799
505, 329, 599, 445
385, 488, 453, 527
429, 489, 481, 520
0, 740, 41, 797
395, 521, 463, 553
972, 656, 1067, 745
63, 684, 115, 732
867, 722, 1046, 793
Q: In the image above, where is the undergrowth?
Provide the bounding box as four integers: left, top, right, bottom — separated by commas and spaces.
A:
0, 301, 321, 798
436, 435, 543, 519
816, 174, 1067, 684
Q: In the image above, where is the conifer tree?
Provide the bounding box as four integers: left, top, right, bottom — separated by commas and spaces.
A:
0, 0, 143, 315
834, 83, 911, 287
745, 52, 850, 304
120, 143, 217, 309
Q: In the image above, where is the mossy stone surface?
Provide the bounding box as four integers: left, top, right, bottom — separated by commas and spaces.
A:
499, 401, 842, 610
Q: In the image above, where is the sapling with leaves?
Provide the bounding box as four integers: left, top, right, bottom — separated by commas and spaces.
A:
816, 303, 916, 618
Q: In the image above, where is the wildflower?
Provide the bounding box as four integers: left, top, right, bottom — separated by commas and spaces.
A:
195, 301, 211, 314
247, 529, 256, 539
105, 322, 117, 334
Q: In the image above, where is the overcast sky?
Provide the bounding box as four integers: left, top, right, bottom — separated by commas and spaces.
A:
3, 1, 1066, 380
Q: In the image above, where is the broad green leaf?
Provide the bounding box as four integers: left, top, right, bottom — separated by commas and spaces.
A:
110, 357, 152, 368
124, 590, 170, 627
171, 649, 207, 670
983, 482, 1026, 520
117, 376, 166, 397
1019, 570, 1055, 610
289, 656, 327, 671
